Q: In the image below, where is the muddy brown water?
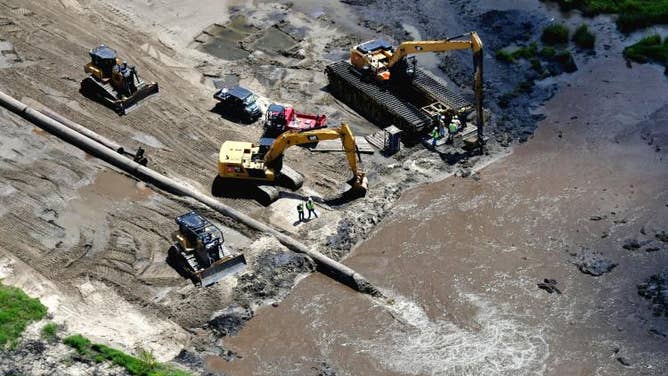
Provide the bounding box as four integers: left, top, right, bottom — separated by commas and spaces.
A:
81, 170, 153, 201
209, 53, 668, 375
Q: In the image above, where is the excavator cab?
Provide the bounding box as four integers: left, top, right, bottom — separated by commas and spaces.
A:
351, 39, 393, 81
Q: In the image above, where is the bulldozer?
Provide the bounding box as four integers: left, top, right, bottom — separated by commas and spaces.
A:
218, 123, 368, 204
81, 45, 159, 115
169, 211, 247, 287
326, 32, 484, 147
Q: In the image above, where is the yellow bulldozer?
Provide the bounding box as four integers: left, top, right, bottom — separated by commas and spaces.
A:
81, 45, 159, 115
218, 123, 368, 204
169, 211, 247, 287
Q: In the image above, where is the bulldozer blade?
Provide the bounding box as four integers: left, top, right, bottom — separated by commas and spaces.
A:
196, 253, 247, 287
116, 82, 159, 115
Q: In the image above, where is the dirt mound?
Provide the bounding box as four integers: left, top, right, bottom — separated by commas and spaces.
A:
638, 267, 668, 317
572, 249, 618, 276
233, 249, 316, 309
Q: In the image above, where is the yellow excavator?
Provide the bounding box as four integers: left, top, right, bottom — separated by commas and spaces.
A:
218, 123, 368, 204
350, 32, 483, 83
327, 32, 484, 146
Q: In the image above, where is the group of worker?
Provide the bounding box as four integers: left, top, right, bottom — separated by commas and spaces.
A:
431, 114, 463, 147
296, 196, 318, 223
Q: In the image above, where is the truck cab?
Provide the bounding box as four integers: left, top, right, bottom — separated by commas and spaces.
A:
213, 86, 262, 122
263, 103, 327, 137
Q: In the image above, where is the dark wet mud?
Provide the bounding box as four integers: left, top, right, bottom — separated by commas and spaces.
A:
206, 26, 668, 376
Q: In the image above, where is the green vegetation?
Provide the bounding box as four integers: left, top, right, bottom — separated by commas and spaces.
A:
0, 283, 47, 348
572, 24, 596, 49
529, 58, 543, 72
64, 334, 191, 376
539, 47, 556, 58
541, 24, 570, 45
623, 34, 668, 67
495, 42, 539, 62
495, 49, 515, 63
554, 50, 578, 72
40, 322, 58, 341
64, 334, 94, 356
550, 0, 668, 32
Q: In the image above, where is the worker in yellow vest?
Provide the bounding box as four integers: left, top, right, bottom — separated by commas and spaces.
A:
297, 202, 305, 222
306, 197, 318, 219
448, 117, 461, 143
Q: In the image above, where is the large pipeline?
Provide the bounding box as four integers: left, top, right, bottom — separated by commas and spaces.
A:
20, 97, 126, 153
21, 97, 147, 164
0, 91, 380, 296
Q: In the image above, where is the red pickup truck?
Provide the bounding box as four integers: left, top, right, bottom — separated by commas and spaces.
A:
264, 103, 327, 135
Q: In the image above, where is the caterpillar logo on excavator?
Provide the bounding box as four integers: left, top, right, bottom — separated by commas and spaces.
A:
217, 123, 368, 205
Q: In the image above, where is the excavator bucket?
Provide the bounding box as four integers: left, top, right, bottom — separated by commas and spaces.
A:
196, 253, 247, 287
345, 173, 368, 198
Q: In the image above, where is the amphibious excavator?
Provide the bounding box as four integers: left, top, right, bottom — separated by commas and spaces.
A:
326, 32, 484, 147
81, 45, 159, 115
169, 211, 247, 287
218, 123, 368, 204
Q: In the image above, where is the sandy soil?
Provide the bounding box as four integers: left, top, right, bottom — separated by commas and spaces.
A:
3, 0, 665, 375
0, 0, 494, 371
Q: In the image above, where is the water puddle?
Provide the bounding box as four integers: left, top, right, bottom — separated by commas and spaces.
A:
196, 15, 257, 60
80, 170, 152, 201
31, 127, 49, 138
252, 26, 297, 54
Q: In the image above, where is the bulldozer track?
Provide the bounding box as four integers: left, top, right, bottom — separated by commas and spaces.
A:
94, 263, 137, 286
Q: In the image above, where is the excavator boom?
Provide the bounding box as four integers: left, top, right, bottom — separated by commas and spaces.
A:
264, 123, 367, 195
264, 123, 357, 168
387, 32, 483, 68
342, 32, 485, 146
218, 123, 368, 203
